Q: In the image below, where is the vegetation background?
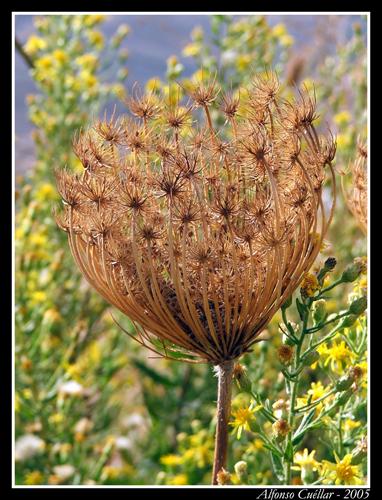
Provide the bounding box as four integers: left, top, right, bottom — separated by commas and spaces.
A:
14, 14, 367, 486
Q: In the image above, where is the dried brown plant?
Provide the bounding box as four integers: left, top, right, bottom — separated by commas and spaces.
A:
342, 140, 367, 234
54, 72, 336, 484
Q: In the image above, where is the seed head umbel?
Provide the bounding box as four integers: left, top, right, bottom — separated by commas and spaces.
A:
342, 140, 367, 234
55, 71, 336, 364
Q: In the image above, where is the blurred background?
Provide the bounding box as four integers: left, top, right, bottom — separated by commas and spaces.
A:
15, 14, 366, 174
14, 14, 367, 486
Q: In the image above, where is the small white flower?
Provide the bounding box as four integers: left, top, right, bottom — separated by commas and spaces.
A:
15, 434, 45, 461
123, 413, 145, 428
58, 380, 84, 396
53, 464, 75, 481
115, 436, 132, 450
221, 50, 237, 65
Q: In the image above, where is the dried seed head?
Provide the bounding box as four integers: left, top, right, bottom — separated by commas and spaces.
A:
221, 92, 240, 119
55, 71, 335, 364
186, 74, 220, 108
216, 468, 231, 485
272, 419, 291, 439
125, 83, 162, 120
277, 344, 294, 366
343, 141, 367, 234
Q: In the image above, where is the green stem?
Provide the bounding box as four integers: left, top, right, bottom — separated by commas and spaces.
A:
338, 406, 343, 456
317, 278, 344, 296
284, 299, 310, 484
294, 388, 336, 413
306, 311, 349, 333
304, 324, 342, 356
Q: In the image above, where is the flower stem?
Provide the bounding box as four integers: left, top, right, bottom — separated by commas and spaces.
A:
212, 359, 234, 485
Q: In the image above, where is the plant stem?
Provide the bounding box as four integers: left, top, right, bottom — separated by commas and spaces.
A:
15, 37, 35, 69
284, 300, 310, 484
212, 359, 234, 485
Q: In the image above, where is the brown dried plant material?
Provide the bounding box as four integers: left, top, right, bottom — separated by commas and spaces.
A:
342, 141, 367, 234
55, 72, 336, 365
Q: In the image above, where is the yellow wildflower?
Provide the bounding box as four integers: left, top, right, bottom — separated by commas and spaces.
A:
353, 275, 367, 296
87, 30, 104, 49
280, 34, 294, 47
24, 35, 47, 56
297, 381, 329, 413
52, 49, 69, 65
65, 362, 83, 380
322, 453, 364, 485
236, 54, 252, 71
84, 14, 106, 27
301, 78, 315, 92
292, 448, 321, 482
343, 419, 361, 432
24, 470, 44, 485
101, 466, 121, 480
292, 448, 320, 472
252, 439, 264, 450
307, 381, 326, 400
323, 275, 331, 288
167, 55, 178, 67
301, 273, 319, 296
36, 183, 57, 202
334, 111, 351, 126
35, 55, 54, 70
88, 341, 102, 364
167, 473, 188, 485
75, 53, 98, 70
146, 78, 161, 93
183, 442, 212, 468
247, 438, 264, 452
79, 70, 98, 89
30, 290, 47, 305
272, 23, 287, 37
336, 133, 352, 150
65, 75, 81, 92
49, 413, 64, 424
324, 340, 356, 373
15, 227, 24, 240
22, 388, 33, 399
230, 404, 261, 439
29, 233, 48, 247
182, 43, 201, 57
160, 454, 183, 466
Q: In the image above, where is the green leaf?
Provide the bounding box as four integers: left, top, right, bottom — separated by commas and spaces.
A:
132, 358, 177, 388
270, 450, 285, 482
292, 408, 316, 445
284, 440, 294, 463
296, 298, 307, 321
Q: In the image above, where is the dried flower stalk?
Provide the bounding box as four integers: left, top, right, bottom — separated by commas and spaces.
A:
55, 72, 336, 484
342, 141, 367, 234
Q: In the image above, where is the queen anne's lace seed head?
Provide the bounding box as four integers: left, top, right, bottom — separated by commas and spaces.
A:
55, 71, 336, 364
342, 140, 367, 234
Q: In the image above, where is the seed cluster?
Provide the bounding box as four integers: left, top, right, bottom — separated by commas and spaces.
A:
55, 72, 336, 364
343, 141, 367, 234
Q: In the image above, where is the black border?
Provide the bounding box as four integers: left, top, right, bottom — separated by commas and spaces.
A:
6, 3, 376, 497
